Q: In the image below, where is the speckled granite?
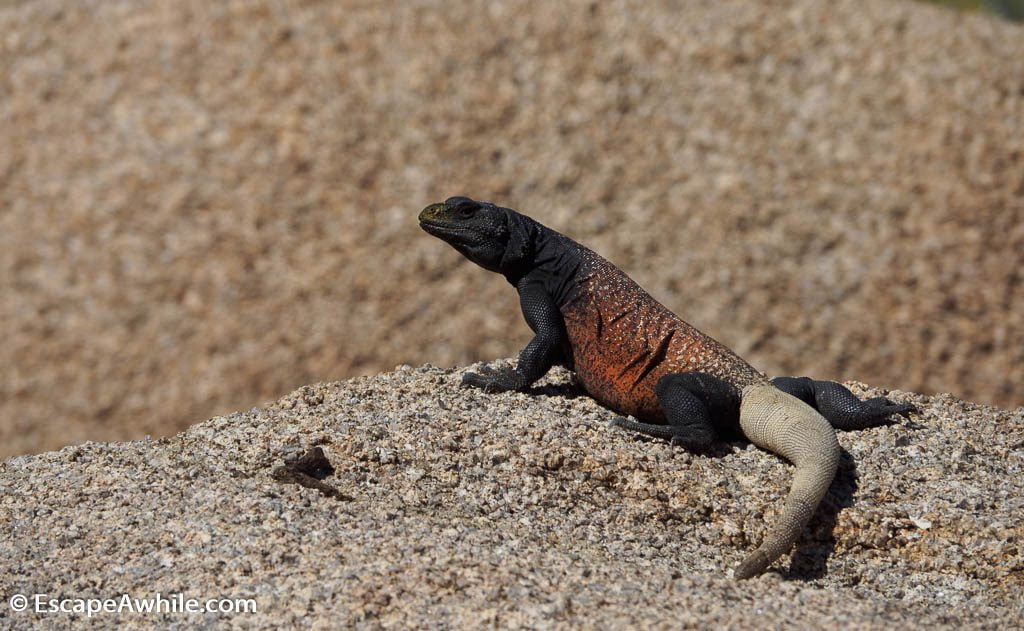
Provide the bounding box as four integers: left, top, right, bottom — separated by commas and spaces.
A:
2, 364, 1021, 628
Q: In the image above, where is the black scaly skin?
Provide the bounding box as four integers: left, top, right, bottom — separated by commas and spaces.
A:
612, 372, 743, 450
771, 376, 914, 430
461, 276, 571, 392
419, 196, 916, 578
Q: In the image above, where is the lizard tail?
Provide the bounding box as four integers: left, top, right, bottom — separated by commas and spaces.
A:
733, 383, 841, 579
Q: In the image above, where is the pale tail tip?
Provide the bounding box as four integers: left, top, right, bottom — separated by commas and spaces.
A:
733, 549, 772, 580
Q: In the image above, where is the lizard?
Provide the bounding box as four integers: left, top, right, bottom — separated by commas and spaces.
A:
418, 196, 915, 579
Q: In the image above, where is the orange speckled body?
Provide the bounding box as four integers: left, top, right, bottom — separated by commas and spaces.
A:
559, 246, 767, 421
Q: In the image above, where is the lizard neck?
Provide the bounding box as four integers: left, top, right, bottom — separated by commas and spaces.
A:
504, 221, 586, 307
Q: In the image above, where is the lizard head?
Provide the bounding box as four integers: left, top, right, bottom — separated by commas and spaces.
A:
419, 196, 536, 276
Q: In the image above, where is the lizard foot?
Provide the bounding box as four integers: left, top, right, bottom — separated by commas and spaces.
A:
862, 397, 917, 419
460, 365, 521, 393
610, 416, 713, 451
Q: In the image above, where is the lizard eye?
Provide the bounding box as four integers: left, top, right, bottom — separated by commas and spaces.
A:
457, 204, 477, 218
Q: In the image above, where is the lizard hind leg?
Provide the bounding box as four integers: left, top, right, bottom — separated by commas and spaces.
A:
771, 376, 916, 430
734, 384, 841, 579
609, 372, 740, 452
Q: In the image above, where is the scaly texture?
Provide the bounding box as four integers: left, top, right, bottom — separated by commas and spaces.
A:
560, 246, 766, 420
419, 197, 906, 577
735, 384, 841, 578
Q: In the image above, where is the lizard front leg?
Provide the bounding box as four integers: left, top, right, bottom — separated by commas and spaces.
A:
461, 278, 568, 393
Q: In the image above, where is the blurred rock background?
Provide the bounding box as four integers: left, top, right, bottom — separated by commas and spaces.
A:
1, 0, 1022, 459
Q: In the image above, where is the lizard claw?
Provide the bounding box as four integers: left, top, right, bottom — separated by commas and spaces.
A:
885, 399, 918, 419
864, 397, 917, 420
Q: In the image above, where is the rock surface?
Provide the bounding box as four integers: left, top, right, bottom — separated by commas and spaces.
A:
2, 0, 1024, 459
2, 364, 1022, 629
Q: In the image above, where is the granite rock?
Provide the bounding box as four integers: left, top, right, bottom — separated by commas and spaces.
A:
1, 364, 1021, 628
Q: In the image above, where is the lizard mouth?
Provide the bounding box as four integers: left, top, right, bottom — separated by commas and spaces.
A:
419, 219, 475, 242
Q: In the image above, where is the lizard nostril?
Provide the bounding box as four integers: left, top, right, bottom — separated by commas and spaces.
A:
418, 203, 445, 222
